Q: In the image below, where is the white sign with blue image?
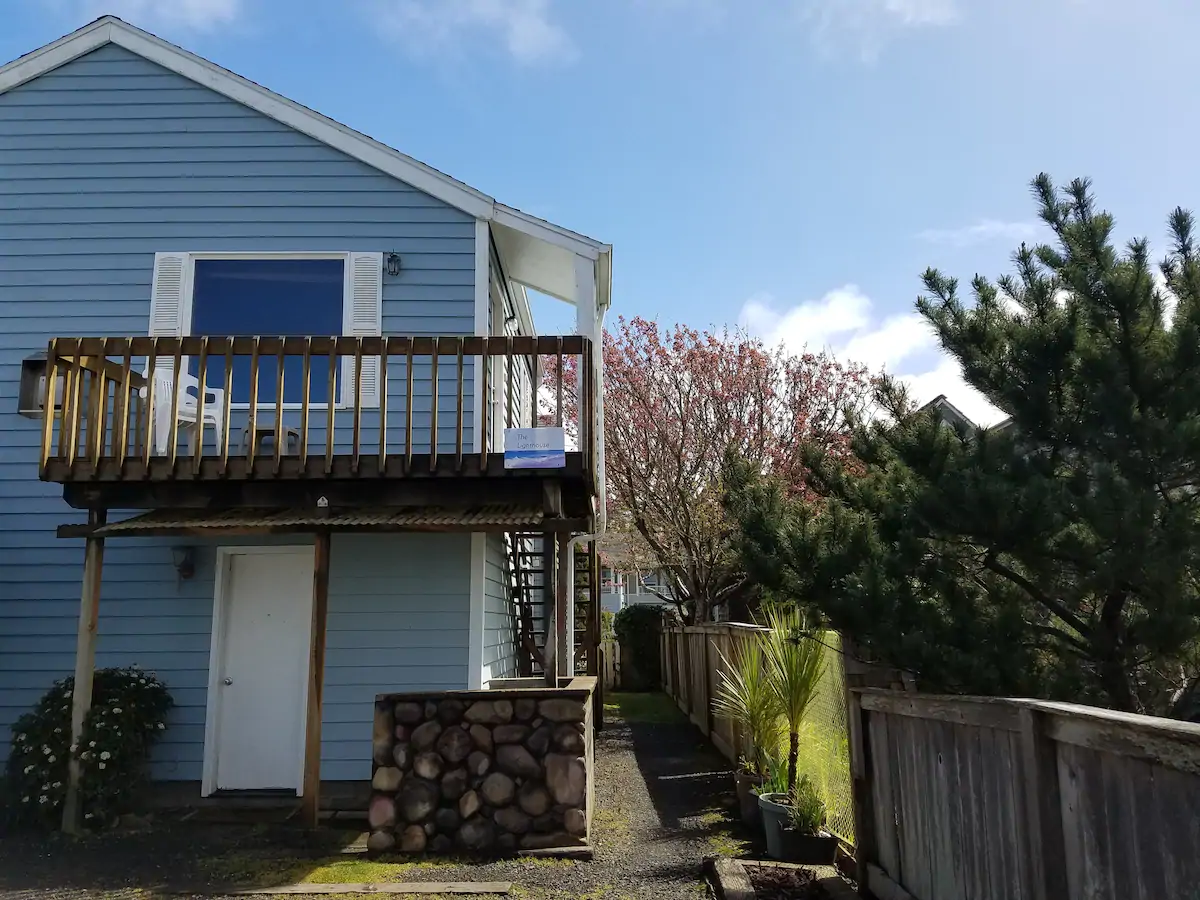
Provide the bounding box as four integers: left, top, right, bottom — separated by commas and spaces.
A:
504, 427, 566, 469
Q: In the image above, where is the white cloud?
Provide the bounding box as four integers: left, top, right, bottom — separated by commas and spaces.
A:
799, 0, 959, 59
740, 284, 1007, 426
375, 0, 575, 65
61, 0, 242, 31
917, 219, 1041, 248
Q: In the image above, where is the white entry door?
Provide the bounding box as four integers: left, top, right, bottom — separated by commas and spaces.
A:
208, 546, 315, 794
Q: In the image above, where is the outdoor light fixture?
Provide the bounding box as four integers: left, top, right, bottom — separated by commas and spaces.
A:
171, 546, 196, 580
18, 352, 64, 419
384, 252, 402, 277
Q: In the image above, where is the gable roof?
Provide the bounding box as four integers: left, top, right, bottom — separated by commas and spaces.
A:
0, 16, 611, 307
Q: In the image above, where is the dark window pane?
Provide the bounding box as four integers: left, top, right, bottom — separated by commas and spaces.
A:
190, 258, 344, 404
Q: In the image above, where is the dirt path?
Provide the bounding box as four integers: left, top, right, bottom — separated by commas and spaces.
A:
0, 693, 753, 900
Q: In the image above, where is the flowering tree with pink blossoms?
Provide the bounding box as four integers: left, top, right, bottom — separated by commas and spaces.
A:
546, 316, 874, 623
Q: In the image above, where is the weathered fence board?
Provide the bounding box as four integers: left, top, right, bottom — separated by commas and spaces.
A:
854, 689, 1200, 900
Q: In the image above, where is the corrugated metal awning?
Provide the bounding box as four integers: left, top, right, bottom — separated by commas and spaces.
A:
94, 505, 545, 536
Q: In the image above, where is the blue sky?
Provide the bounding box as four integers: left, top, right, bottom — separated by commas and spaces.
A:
6, 0, 1200, 422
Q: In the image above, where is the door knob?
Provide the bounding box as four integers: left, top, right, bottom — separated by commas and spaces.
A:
223, 677, 233, 685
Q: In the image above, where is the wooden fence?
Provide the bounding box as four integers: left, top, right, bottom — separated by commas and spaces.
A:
661, 623, 770, 761
849, 689, 1200, 900
601, 638, 621, 692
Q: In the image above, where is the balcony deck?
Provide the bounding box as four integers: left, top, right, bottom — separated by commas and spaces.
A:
39, 335, 596, 520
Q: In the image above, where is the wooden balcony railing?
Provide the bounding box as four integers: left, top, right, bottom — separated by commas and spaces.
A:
38, 335, 595, 485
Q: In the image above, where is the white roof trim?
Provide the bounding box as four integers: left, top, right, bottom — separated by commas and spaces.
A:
0, 16, 613, 272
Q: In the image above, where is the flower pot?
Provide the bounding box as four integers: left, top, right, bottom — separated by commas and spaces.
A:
734, 771, 765, 827
757, 792, 791, 860
779, 827, 840, 864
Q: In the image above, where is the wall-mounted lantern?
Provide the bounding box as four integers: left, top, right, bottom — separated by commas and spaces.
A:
384, 252, 402, 277
171, 546, 196, 580
18, 352, 64, 419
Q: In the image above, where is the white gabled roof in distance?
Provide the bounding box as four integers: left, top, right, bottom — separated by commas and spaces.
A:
0, 16, 612, 305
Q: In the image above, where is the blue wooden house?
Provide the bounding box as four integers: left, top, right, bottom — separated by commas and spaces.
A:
0, 17, 610, 826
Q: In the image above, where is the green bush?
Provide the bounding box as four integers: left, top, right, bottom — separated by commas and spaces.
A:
613, 604, 673, 690
601, 610, 616, 642
6, 666, 173, 828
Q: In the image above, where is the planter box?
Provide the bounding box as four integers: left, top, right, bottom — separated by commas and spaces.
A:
734, 772, 764, 827
757, 792, 839, 864
778, 827, 839, 865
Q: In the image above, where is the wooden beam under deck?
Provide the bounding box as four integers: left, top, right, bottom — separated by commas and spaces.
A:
56, 517, 591, 540
47, 452, 587, 483
59, 470, 593, 520
302, 531, 331, 829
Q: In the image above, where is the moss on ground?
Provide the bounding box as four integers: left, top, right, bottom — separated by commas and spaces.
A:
199, 851, 456, 887
602, 692, 684, 725
695, 806, 751, 859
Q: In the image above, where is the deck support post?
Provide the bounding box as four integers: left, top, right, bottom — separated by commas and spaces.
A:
302, 530, 331, 828
555, 531, 572, 683
62, 508, 106, 834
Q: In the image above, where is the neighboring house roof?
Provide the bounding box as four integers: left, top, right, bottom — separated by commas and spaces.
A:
918, 394, 1015, 433
0, 16, 611, 309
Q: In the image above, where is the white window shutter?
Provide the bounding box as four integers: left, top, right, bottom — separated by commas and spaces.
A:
344, 252, 383, 407
149, 252, 190, 377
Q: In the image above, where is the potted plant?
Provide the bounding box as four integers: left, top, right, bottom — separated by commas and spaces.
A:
756, 606, 825, 859
756, 753, 792, 856
779, 775, 839, 864
712, 635, 781, 825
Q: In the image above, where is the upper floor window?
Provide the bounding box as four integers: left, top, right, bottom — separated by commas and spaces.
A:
191, 258, 345, 404
148, 251, 383, 407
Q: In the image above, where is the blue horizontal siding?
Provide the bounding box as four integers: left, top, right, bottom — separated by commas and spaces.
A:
482, 533, 518, 683
0, 43, 482, 780
0, 533, 471, 781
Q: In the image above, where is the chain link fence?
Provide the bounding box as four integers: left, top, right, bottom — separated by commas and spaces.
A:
792, 631, 854, 845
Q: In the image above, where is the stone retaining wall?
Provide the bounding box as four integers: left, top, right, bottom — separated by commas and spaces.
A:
368, 678, 596, 855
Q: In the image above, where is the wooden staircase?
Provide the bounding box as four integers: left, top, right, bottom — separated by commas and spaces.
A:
504, 532, 599, 678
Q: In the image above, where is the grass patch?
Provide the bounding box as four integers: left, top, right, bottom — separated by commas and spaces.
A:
602, 692, 684, 725
299, 857, 454, 883
200, 852, 453, 888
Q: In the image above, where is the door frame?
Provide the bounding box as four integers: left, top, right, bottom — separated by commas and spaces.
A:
201, 544, 315, 797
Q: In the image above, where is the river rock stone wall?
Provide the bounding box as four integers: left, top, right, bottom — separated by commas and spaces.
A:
369, 681, 595, 855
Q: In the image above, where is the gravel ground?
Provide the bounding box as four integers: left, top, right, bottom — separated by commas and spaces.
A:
0, 693, 753, 900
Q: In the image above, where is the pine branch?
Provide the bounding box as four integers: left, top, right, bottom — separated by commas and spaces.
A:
981, 551, 1092, 638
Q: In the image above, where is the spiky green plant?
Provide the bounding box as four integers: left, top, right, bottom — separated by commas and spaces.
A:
712, 635, 782, 777
763, 606, 826, 794
787, 774, 827, 835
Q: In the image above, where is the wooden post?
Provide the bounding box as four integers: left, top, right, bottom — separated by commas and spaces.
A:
556, 531, 571, 683
62, 509, 106, 834
302, 531, 331, 828
541, 532, 557, 687
846, 675, 878, 896
1018, 706, 1070, 900
702, 631, 715, 739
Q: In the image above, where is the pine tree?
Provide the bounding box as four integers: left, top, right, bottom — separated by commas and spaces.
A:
729, 175, 1200, 717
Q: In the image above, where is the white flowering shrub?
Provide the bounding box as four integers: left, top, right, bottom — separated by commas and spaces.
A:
6, 666, 173, 828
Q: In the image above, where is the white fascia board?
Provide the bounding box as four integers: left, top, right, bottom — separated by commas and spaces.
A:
491, 203, 609, 260
0, 19, 112, 93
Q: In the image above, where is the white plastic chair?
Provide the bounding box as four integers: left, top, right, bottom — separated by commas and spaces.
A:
142, 366, 225, 455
